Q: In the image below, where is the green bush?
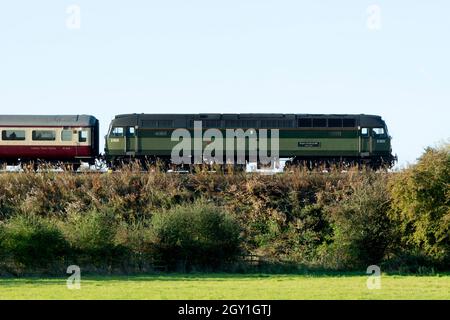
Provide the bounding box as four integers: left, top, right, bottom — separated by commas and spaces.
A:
381, 251, 437, 274
252, 204, 332, 264
0, 222, 6, 262
321, 173, 394, 269
289, 204, 332, 262
389, 144, 450, 265
150, 200, 241, 270
60, 209, 126, 266
115, 220, 154, 271
0, 214, 68, 268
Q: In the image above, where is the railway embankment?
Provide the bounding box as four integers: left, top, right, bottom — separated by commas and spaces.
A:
0, 144, 448, 275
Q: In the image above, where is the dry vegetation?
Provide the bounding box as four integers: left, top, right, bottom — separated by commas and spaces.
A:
0, 145, 448, 275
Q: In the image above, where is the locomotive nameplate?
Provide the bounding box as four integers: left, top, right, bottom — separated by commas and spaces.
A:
298, 142, 321, 148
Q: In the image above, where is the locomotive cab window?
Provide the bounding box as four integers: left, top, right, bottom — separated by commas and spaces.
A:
78, 130, 88, 143
61, 130, 72, 141
111, 127, 124, 137
2, 130, 26, 141
361, 128, 369, 136
32, 130, 56, 141
372, 127, 386, 137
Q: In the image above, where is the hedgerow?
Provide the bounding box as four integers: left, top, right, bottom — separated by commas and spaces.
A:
0, 144, 448, 274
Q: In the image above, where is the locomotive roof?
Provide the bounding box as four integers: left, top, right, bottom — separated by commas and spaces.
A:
111, 113, 386, 127
0, 115, 98, 127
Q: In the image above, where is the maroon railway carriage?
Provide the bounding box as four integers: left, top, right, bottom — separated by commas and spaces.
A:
0, 115, 99, 166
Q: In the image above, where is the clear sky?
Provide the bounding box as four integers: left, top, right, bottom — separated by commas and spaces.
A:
1, 1, 449, 167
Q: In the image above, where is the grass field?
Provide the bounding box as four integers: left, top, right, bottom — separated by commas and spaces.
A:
0, 273, 449, 300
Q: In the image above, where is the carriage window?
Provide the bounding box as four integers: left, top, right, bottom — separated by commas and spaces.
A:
79, 130, 88, 143
2, 130, 26, 141
32, 130, 56, 141
61, 130, 72, 141
373, 128, 385, 136
111, 127, 124, 137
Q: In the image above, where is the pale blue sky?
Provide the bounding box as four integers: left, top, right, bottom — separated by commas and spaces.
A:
0, 1, 449, 167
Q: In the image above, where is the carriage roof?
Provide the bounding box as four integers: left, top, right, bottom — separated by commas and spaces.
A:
0, 115, 98, 127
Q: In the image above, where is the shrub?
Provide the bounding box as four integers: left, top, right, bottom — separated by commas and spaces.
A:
60, 209, 126, 267
381, 251, 437, 274
115, 220, 154, 271
289, 204, 332, 261
321, 173, 394, 269
0, 222, 6, 263
389, 144, 450, 265
0, 214, 68, 268
150, 199, 241, 270
252, 204, 332, 264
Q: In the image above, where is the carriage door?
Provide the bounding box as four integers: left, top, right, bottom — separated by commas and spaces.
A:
359, 127, 371, 157
125, 127, 136, 155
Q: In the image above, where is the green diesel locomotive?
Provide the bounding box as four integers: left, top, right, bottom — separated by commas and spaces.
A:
105, 113, 396, 169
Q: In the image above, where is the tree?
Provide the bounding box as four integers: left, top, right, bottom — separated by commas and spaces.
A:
390, 143, 450, 264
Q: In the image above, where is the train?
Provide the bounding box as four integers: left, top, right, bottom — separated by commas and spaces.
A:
0, 113, 397, 170
0, 115, 99, 169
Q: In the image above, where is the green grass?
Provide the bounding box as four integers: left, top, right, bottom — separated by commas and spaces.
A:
1, 273, 449, 300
